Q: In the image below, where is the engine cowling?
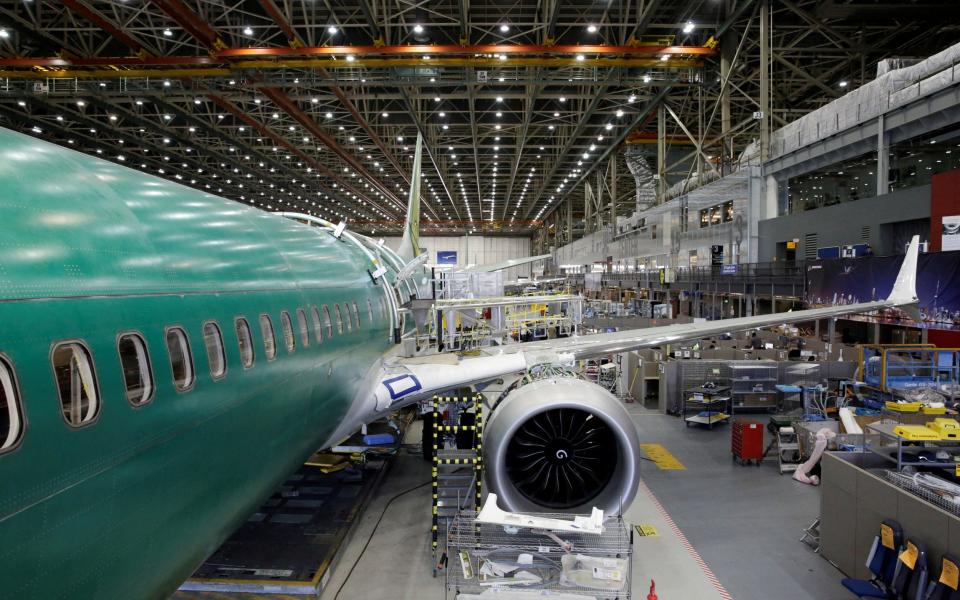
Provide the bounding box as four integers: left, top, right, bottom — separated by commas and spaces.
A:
484, 376, 641, 515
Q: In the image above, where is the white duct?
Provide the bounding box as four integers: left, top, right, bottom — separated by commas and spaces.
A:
624, 152, 656, 213
793, 427, 837, 485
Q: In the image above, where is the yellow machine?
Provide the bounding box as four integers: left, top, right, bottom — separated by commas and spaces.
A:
926, 418, 960, 439
892, 425, 942, 441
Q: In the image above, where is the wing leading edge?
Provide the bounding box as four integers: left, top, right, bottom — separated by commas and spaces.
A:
462, 254, 552, 273
373, 236, 920, 409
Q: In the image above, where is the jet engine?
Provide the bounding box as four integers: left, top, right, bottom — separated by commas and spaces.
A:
483, 376, 641, 515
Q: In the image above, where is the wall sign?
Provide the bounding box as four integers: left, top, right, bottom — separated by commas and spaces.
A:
437, 250, 458, 265
943, 216, 960, 251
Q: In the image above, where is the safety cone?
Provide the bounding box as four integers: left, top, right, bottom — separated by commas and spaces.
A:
647, 579, 658, 600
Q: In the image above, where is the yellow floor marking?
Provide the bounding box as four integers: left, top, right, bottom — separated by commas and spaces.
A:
634, 524, 660, 537
640, 443, 686, 470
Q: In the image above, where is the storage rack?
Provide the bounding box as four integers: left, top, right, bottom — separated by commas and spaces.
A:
444, 512, 633, 599
729, 362, 778, 411
431, 394, 484, 576
682, 386, 732, 428
865, 421, 960, 472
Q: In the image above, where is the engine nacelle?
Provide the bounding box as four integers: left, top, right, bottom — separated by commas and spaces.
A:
484, 376, 641, 515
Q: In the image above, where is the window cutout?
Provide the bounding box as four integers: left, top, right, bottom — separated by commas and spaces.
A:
280, 311, 296, 353
52, 342, 100, 427
260, 315, 277, 360
236, 318, 255, 368
0, 357, 24, 452
367, 299, 374, 323
296, 308, 310, 348
166, 327, 195, 391
334, 304, 345, 334
203, 321, 226, 379
352, 302, 361, 330
118, 333, 154, 406
311, 306, 323, 343
322, 305, 334, 338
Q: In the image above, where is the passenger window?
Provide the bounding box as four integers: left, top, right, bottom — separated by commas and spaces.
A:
280, 311, 296, 353
166, 327, 195, 391
296, 308, 310, 348
334, 304, 345, 334
236, 318, 255, 368
322, 305, 334, 338
367, 299, 374, 323
310, 306, 323, 343
52, 341, 100, 427
352, 302, 361, 330
0, 356, 24, 452
203, 321, 226, 380
260, 315, 277, 360
117, 333, 154, 406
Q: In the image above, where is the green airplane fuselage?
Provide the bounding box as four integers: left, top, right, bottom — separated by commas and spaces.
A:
0, 127, 393, 598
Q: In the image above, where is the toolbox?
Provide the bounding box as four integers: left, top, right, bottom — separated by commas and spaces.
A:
731, 420, 765, 465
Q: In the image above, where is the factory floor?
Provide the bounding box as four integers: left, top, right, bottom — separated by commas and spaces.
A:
319, 405, 851, 600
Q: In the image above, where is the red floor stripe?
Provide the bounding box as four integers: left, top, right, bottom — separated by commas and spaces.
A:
637, 478, 734, 600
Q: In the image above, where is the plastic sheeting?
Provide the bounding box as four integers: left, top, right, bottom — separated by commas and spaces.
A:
771, 41, 960, 159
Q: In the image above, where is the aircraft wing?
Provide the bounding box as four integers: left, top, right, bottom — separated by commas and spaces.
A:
463, 254, 552, 273
372, 236, 920, 411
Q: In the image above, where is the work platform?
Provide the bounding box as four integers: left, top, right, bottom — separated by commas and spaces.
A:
173, 451, 391, 598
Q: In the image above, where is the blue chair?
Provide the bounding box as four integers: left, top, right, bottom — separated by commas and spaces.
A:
842, 519, 903, 598
926, 554, 960, 600
891, 539, 928, 600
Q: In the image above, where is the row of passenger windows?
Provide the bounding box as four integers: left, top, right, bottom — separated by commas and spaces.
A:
0, 297, 389, 454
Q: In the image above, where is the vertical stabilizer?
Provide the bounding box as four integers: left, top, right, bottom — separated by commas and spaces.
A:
398, 133, 423, 261
887, 235, 920, 305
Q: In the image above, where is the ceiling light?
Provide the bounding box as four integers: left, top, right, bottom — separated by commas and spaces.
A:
500, 24, 509, 33
839, 80, 848, 88
382, 112, 389, 117
616, 109, 624, 117
643, 75, 651, 83
0, 29, 8, 39
327, 26, 338, 34
243, 26, 253, 35
346, 54, 355, 62
682, 21, 695, 34
413, 24, 424, 34
559, 97, 566, 102
628, 94, 636, 103
496, 96, 503, 102
659, 54, 668, 62
587, 25, 597, 33
434, 97, 441, 102
163, 28, 173, 37
576, 54, 585, 61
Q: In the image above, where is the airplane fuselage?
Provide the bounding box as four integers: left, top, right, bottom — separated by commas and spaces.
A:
0, 128, 392, 598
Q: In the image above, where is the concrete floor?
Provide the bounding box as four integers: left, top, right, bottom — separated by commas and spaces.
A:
320, 405, 853, 600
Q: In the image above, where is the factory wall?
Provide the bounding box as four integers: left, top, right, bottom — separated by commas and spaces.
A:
384, 236, 534, 279
757, 185, 931, 261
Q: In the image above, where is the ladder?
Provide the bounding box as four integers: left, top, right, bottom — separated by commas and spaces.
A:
777, 426, 801, 474
430, 393, 484, 577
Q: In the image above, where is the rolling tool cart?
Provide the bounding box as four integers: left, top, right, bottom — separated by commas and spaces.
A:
731, 420, 764, 465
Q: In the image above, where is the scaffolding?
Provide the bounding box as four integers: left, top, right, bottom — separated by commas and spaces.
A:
431, 393, 484, 577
